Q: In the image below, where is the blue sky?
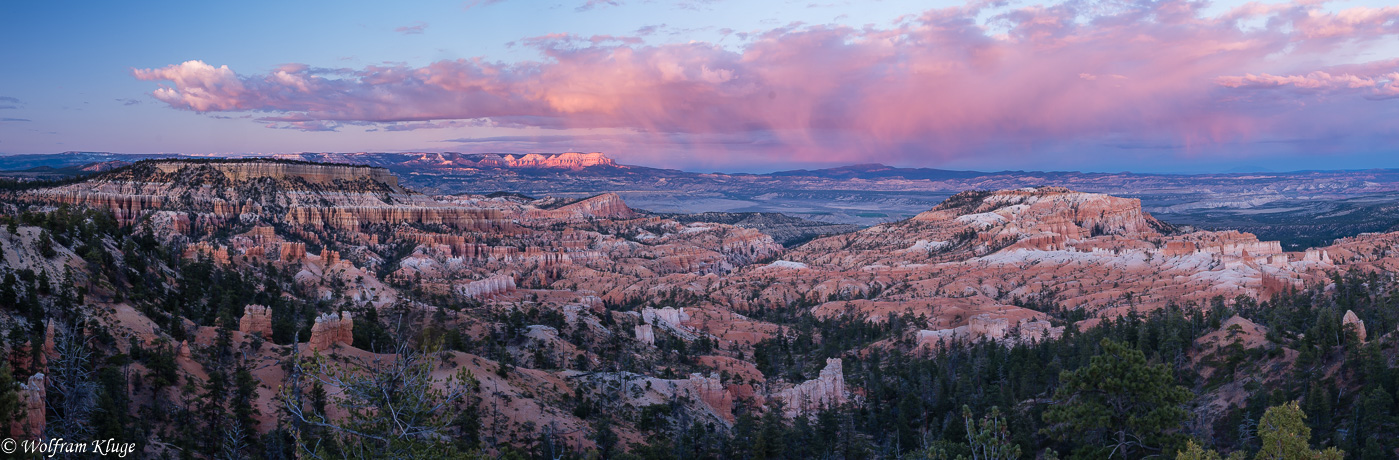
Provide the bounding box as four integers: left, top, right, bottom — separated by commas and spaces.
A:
2, 0, 1397, 173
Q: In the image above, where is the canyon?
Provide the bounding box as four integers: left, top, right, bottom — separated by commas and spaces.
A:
2, 158, 1397, 455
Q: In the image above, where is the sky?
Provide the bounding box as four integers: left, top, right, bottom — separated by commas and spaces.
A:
1, 0, 1397, 173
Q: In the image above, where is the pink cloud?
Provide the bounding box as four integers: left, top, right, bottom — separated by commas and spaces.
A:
133, 0, 1399, 165
395, 21, 428, 35
1217, 58, 1399, 99
461, 0, 504, 11
133, 61, 249, 112
576, 0, 622, 12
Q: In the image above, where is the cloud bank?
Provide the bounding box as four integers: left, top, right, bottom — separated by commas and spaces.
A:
132, 0, 1399, 165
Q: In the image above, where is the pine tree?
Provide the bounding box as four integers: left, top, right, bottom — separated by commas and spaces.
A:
0, 272, 17, 309
37, 230, 56, 258
1177, 440, 1222, 460
964, 405, 1021, 460
1176, 440, 1247, 460
48, 326, 99, 444
231, 364, 259, 437
1042, 338, 1192, 458
282, 341, 481, 459
0, 361, 20, 431
1254, 401, 1343, 460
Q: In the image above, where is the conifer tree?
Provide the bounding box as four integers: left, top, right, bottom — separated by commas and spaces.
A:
963, 405, 1021, 460
0, 361, 20, 432
1254, 401, 1343, 460
1042, 338, 1192, 458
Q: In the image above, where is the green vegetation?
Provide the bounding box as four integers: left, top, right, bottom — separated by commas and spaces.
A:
1042, 338, 1192, 458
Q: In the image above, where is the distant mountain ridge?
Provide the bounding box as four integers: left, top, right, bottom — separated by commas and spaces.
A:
7, 151, 1397, 179
0, 151, 620, 176
769, 163, 996, 180
8, 152, 1399, 249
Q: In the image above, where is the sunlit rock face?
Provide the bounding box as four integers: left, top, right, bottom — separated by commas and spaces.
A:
398, 152, 617, 170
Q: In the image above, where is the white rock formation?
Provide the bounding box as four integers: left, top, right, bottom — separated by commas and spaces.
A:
634, 324, 655, 345
458, 275, 516, 299
775, 358, 847, 418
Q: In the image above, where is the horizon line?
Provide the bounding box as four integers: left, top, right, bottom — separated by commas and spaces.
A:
1, 150, 1396, 177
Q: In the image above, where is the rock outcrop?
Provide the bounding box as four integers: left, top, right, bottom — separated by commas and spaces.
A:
10, 373, 44, 439
524, 193, 636, 222
283, 206, 505, 231
643, 307, 690, 328
1343, 310, 1367, 342
634, 324, 655, 345
774, 358, 847, 418
916, 313, 1064, 348
912, 187, 1167, 239
183, 241, 231, 264
309, 312, 353, 351
458, 275, 517, 299
687, 373, 735, 421
239, 305, 273, 338
280, 242, 307, 262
